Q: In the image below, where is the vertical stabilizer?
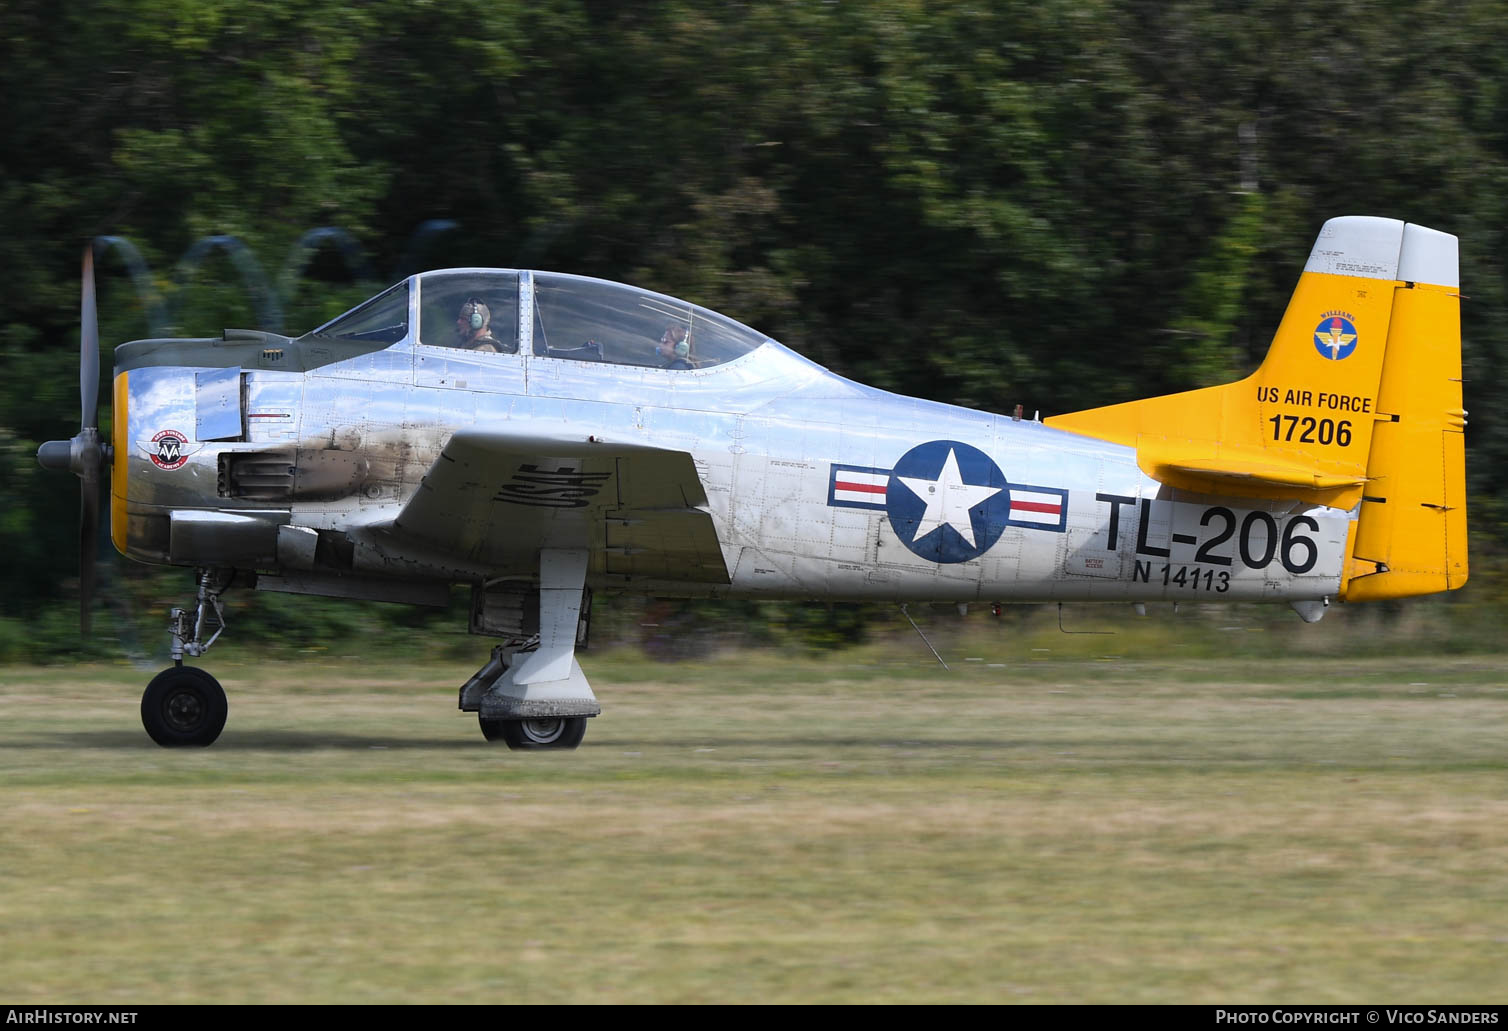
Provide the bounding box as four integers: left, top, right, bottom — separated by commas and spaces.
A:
1045, 216, 1466, 600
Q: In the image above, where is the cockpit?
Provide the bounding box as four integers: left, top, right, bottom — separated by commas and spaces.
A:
310, 270, 772, 371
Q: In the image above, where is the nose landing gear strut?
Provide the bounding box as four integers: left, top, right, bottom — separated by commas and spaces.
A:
141, 569, 231, 747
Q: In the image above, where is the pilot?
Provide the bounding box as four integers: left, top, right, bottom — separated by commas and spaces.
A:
456, 298, 509, 352
656, 325, 693, 369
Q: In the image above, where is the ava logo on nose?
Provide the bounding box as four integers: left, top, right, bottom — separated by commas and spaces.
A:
141, 429, 197, 470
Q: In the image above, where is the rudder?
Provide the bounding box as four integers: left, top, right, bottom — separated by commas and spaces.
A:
1344, 223, 1467, 599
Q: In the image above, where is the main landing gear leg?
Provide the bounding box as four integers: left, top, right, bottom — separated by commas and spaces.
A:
141, 569, 231, 747
462, 550, 599, 750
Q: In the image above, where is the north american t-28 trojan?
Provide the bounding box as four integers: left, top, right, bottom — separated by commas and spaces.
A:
38, 216, 1467, 749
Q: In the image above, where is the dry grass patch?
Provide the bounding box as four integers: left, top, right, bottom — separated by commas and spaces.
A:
1, 651, 1506, 1002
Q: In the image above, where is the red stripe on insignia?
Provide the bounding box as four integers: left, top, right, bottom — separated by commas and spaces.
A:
835, 481, 887, 494
1011, 500, 1060, 514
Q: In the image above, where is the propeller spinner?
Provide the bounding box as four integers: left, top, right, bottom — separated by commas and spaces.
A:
36, 246, 112, 633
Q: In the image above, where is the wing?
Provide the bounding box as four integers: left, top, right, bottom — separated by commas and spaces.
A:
388, 430, 729, 583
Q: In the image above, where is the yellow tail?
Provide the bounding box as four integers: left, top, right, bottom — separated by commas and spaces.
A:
1046, 216, 1466, 601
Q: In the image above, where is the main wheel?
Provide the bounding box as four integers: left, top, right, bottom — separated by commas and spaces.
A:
141, 666, 228, 747
479, 715, 587, 750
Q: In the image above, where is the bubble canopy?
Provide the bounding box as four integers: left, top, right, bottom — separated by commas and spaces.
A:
310, 270, 773, 370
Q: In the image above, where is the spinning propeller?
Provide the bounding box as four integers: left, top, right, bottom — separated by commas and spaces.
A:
36, 247, 112, 633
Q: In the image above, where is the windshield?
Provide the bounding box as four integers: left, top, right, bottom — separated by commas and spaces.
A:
309, 281, 409, 343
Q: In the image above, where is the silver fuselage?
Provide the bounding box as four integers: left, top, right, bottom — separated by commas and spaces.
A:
115, 270, 1346, 606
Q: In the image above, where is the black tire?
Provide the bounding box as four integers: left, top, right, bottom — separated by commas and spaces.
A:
492, 716, 587, 750
141, 666, 227, 747
478, 716, 509, 742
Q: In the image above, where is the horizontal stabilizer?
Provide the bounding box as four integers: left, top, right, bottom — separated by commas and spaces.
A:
1140, 442, 1365, 500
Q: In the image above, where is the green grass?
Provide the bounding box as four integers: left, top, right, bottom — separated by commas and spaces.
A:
1, 632, 1506, 1003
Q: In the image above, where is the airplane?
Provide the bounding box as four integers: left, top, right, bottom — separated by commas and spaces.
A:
36, 215, 1467, 750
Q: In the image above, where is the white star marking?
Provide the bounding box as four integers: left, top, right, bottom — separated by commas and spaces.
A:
896, 448, 1002, 549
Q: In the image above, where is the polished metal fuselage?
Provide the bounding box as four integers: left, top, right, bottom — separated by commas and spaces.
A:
116, 271, 1347, 606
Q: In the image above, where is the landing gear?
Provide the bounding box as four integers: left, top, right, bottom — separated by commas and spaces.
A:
143, 569, 233, 748
467, 641, 594, 749
168, 569, 231, 664
141, 666, 227, 747
461, 553, 600, 751
478, 715, 587, 750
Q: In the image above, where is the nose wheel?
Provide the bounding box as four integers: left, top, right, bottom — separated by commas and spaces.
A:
141, 666, 227, 747
141, 569, 233, 747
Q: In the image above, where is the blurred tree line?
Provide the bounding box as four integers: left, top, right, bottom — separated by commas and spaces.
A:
2, 0, 1506, 660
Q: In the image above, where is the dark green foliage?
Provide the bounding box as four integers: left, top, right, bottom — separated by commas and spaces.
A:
5, 1, 1508, 655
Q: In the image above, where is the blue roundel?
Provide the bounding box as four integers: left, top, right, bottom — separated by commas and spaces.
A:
886, 440, 1010, 563
1313, 315, 1359, 361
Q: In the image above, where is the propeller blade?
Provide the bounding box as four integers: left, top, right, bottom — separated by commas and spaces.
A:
79, 466, 99, 635
37, 245, 109, 635
81, 245, 98, 431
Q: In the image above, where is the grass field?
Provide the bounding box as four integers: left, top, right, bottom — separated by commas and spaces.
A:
2, 620, 1506, 1003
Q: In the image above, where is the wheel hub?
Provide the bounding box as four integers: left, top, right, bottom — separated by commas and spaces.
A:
519, 718, 565, 744
164, 689, 205, 731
